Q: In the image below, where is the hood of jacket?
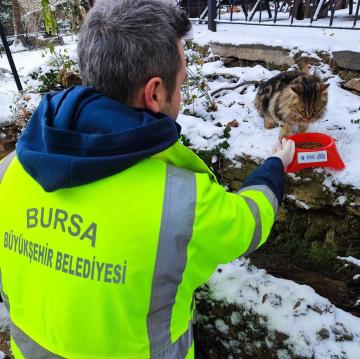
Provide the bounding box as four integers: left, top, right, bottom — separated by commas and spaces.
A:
16, 85, 181, 192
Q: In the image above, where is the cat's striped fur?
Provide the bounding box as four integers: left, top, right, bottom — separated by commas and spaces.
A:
255, 71, 329, 139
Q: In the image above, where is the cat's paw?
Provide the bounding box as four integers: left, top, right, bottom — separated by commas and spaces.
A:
279, 130, 291, 140
264, 118, 277, 129
298, 125, 309, 133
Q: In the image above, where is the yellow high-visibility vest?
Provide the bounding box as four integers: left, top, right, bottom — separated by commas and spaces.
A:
0, 141, 277, 358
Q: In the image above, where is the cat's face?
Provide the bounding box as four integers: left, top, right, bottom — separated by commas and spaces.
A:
288, 76, 329, 123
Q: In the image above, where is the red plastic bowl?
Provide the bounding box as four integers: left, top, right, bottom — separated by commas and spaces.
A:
285, 132, 345, 173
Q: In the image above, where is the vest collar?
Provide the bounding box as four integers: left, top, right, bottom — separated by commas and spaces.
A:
152, 141, 218, 183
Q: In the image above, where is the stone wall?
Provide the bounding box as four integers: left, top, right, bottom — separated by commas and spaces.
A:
194, 156, 360, 358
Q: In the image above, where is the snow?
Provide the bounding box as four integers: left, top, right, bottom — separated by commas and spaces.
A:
0, 93, 12, 126
0, 42, 77, 78
192, 23, 360, 54
179, 114, 225, 151
205, 258, 360, 359
215, 319, 230, 333
0, 38, 77, 127
334, 195, 347, 206
0, 303, 9, 332
286, 194, 310, 209
9, 41, 28, 53
179, 57, 360, 190
337, 256, 360, 268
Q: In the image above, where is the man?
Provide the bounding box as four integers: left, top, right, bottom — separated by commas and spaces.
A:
0, 0, 295, 358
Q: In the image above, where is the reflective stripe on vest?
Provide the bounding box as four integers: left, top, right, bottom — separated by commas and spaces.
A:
147, 165, 196, 358
238, 185, 279, 214
238, 185, 278, 256
0, 151, 16, 183
240, 197, 262, 257
1, 153, 62, 358
10, 322, 64, 359
1, 270, 64, 358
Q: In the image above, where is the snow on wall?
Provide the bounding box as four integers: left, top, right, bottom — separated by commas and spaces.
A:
0, 304, 9, 332
204, 258, 360, 359
192, 23, 360, 54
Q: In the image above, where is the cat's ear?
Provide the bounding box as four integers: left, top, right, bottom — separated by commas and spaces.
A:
290, 84, 303, 95
320, 83, 330, 92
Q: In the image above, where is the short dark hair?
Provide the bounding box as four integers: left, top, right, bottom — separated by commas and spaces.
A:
78, 0, 191, 104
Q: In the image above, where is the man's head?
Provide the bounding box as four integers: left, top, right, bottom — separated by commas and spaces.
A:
78, 0, 191, 119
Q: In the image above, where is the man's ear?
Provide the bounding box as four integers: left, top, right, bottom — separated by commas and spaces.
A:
144, 77, 167, 113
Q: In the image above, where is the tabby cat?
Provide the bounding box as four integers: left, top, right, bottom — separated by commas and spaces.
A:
255, 71, 329, 139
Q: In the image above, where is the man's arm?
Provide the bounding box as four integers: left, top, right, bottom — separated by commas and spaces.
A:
191, 139, 294, 264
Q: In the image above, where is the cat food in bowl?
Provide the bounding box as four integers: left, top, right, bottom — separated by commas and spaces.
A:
295, 142, 323, 149
285, 132, 345, 173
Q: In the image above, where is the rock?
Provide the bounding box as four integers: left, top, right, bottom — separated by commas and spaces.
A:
333, 51, 360, 71
211, 43, 296, 68
344, 78, 360, 94
317, 327, 330, 340
262, 293, 282, 307
331, 322, 354, 341
304, 218, 329, 241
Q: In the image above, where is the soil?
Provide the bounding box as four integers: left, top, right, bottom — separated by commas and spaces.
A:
0, 330, 12, 358
0, 140, 16, 161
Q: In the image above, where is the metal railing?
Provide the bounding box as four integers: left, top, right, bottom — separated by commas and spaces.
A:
182, 0, 360, 30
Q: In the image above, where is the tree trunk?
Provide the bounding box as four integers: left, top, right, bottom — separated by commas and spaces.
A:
11, 0, 27, 46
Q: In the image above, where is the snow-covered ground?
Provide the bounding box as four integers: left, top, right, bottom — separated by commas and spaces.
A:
192, 22, 360, 54
0, 37, 77, 127
200, 258, 360, 359
0, 304, 9, 333
178, 59, 360, 190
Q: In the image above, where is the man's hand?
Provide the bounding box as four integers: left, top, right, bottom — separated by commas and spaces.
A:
272, 138, 296, 168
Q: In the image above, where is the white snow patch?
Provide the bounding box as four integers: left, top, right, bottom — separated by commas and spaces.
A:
230, 312, 241, 325
334, 195, 347, 206
215, 319, 229, 334
0, 41, 77, 78
0, 93, 12, 126
193, 23, 360, 54
0, 303, 9, 332
287, 195, 310, 210
277, 349, 291, 359
337, 256, 360, 268
208, 259, 360, 359
178, 114, 225, 151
